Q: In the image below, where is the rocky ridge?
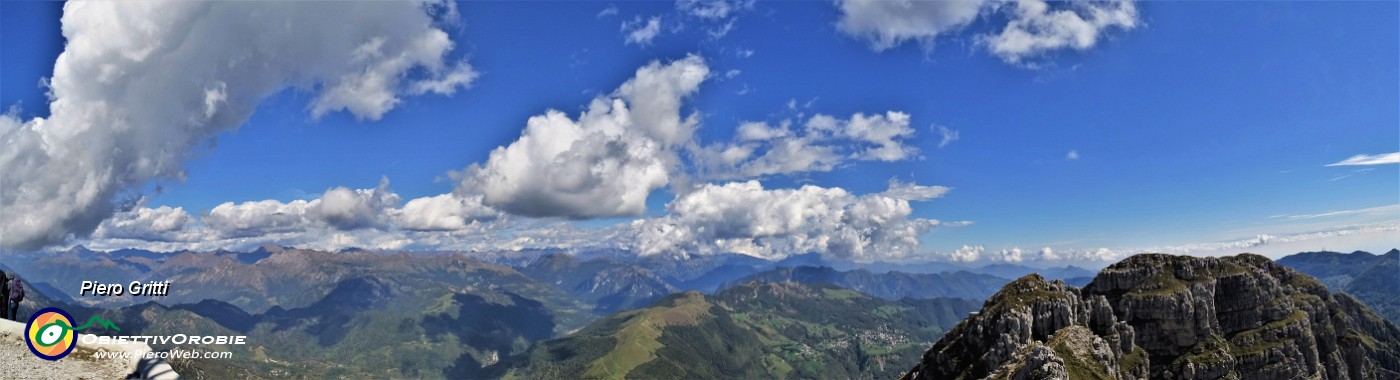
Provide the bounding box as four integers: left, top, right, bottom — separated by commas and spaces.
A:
902, 253, 1400, 380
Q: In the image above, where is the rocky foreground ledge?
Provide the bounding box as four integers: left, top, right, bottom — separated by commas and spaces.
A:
902, 253, 1400, 380
0, 318, 178, 379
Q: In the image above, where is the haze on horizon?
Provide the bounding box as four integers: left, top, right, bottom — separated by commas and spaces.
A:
1, 0, 1396, 266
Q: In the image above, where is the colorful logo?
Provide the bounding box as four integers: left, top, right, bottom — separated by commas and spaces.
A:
26, 307, 77, 360
24, 307, 121, 361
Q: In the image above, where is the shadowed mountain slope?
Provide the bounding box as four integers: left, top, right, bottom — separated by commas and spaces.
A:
502, 281, 979, 380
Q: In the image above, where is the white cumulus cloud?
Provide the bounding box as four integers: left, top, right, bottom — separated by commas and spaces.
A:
693, 111, 920, 180
879, 179, 951, 201
84, 179, 501, 251
835, 0, 1139, 66
948, 245, 985, 262
92, 205, 196, 242
940, 245, 1121, 264
628, 180, 956, 262
311, 178, 402, 231
0, 0, 474, 251
394, 193, 498, 232
985, 0, 1139, 65
455, 56, 709, 218
836, 0, 988, 51
205, 199, 317, 239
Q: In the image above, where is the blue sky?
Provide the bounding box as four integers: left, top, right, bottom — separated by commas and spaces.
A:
1, 1, 1396, 264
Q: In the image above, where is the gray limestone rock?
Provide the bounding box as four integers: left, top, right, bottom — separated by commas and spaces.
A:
902, 254, 1400, 380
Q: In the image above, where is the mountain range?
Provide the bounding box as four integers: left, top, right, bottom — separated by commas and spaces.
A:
518, 253, 680, 312
1278, 249, 1400, 324
63, 274, 582, 378
724, 266, 1010, 301
5, 247, 1399, 379
3, 246, 1000, 378
5, 246, 1033, 312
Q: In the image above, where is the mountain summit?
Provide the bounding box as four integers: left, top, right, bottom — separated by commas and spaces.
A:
902, 254, 1400, 380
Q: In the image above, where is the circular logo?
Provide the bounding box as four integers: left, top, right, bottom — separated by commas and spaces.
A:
25, 307, 77, 361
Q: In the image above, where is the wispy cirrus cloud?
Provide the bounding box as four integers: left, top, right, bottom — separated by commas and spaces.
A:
1327, 152, 1400, 166
623, 16, 663, 46
1329, 168, 1375, 181
936, 126, 959, 148
1269, 204, 1399, 221
597, 5, 619, 18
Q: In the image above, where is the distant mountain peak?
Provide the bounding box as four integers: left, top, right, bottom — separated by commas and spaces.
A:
528, 252, 579, 269
773, 252, 824, 267
62, 244, 95, 255
725, 264, 1008, 301
252, 244, 284, 254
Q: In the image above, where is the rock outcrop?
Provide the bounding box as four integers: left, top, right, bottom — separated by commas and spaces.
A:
902, 253, 1400, 380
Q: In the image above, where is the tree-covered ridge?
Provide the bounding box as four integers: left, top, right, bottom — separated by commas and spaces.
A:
1279, 249, 1400, 324
501, 281, 979, 380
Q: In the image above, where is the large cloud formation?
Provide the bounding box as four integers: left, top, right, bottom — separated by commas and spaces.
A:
456, 56, 709, 218
0, 1, 474, 251
836, 0, 1138, 65
89, 179, 500, 251
2, 6, 962, 262
70, 53, 953, 262
628, 180, 956, 262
